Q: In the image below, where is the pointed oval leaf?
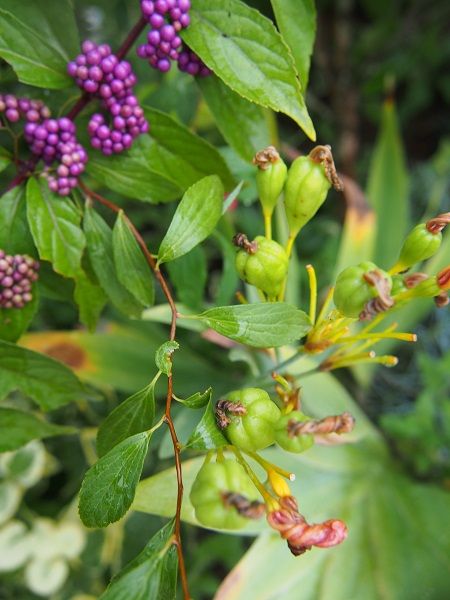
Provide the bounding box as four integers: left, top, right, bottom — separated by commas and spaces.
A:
26, 179, 85, 278
175, 387, 212, 409
155, 341, 180, 376
0, 340, 86, 411
0, 407, 76, 452
183, 0, 315, 140
157, 175, 224, 264
113, 211, 155, 308
0, 186, 35, 254
195, 303, 312, 347
100, 520, 177, 600
84, 205, 143, 317
270, 0, 317, 90
79, 432, 150, 528
186, 398, 227, 450
197, 76, 271, 162
96, 384, 156, 458
0, 0, 79, 89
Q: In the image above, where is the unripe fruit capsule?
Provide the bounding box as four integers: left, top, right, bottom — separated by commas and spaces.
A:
190, 460, 260, 529
234, 235, 288, 299
274, 411, 315, 454
253, 146, 288, 216
217, 388, 281, 452
333, 261, 392, 318
394, 223, 442, 272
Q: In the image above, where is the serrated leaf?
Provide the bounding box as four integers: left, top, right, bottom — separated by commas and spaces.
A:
100, 520, 177, 600
175, 387, 212, 409
167, 246, 207, 311
367, 100, 409, 267
158, 175, 224, 264
0, 340, 85, 411
0, 186, 35, 254
73, 269, 107, 332
155, 341, 180, 376
79, 432, 150, 528
84, 205, 143, 317
0, 290, 38, 343
186, 398, 227, 450
86, 136, 182, 204
96, 383, 157, 458
26, 178, 85, 278
194, 303, 312, 347
0, 407, 76, 452
0, 0, 79, 89
197, 76, 271, 162
113, 211, 155, 307
144, 106, 234, 190
270, 0, 316, 90
184, 0, 315, 140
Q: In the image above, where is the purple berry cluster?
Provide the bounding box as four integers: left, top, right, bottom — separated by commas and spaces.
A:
24, 118, 88, 196
138, 0, 191, 72
0, 94, 50, 125
0, 251, 39, 309
177, 44, 212, 77
68, 41, 148, 155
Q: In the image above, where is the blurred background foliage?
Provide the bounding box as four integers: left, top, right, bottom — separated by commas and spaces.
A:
0, 0, 449, 598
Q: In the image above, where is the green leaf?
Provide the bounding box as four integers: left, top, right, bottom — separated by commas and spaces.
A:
0, 0, 79, 89
184, 0, 315, 140
157, 175, 224, 264
167, 246, 207, 311
73, 269, 107, 332
155, 341, 180, 376
86, 136, 182, 204
79, 432, 150, 528
0, 407, 75, 452
0, 290, 39, 343
215, 442, 450, 600
84, 205, 143, 317
270, 0, 316, 90
186, 398, 227, 450
175, 387, 212, 409
96, 383, 157, 458
197, 76, 271, 162
0, 340, 85, 411
0, 186, 35, 255
113, 211, 155, 308
367, 100, 409, 268
212, 230, 240, 305
143, 106, 234, 190
0, 154, 10, 173
193, 303, 312, 347
100, 520, 177, 600
26, 178, 85, 278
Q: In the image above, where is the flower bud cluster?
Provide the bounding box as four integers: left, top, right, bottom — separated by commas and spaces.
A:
0, 94, 50, 124
0, 251, 39, 309
138, 0, 190, 72
24, 118, 88, 196
68, 41, 149, 155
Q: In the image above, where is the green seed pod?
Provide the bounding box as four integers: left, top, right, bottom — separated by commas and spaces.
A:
393, 224, 442, 273
217, 387, 281, 452
253, 146, 288, 216
333, 261, 392, 318
391, 274, 407, 296
234, 235, 288, 298
284, 146, 342, 238
274, 411, 314, 454
190, 460, 259, 529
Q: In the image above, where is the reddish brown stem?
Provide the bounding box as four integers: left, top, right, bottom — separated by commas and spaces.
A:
80, 182, 190, 600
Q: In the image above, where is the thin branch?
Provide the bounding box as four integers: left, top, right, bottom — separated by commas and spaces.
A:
80, 182, 190, 600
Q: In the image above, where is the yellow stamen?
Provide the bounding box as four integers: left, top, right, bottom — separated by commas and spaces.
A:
306, 264, 317, 324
